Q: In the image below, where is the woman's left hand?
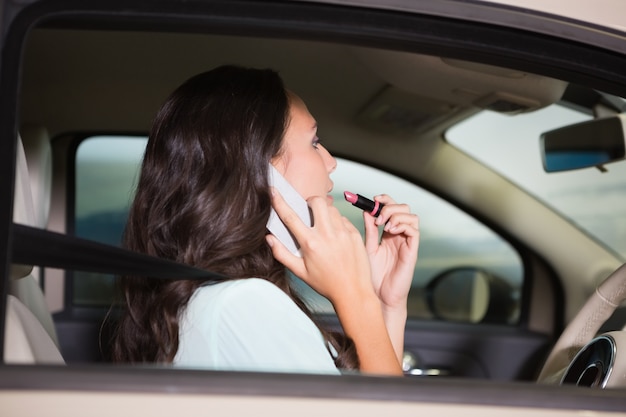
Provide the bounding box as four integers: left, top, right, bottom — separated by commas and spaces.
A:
363, 194, 420, 312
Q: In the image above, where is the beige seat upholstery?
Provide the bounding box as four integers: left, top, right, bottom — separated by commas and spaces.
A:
4, 128, 64, 364
4, 295, 64, 364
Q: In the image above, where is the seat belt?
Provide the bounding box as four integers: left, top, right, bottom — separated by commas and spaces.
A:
10, 223, 227, 281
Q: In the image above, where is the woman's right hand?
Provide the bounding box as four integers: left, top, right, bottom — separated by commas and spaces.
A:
265, 188, 373, 304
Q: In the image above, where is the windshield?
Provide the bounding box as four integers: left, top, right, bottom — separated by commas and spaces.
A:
446, 103, 626, 261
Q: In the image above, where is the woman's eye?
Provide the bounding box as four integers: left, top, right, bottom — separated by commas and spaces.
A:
313, 138, 321, 149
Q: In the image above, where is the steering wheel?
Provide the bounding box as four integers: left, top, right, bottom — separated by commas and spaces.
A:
537, 263, 626, 385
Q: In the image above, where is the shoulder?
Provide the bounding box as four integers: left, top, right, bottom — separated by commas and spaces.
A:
190, 278, 292, 309
178, 278, 340, 374
184, 278, 305, 329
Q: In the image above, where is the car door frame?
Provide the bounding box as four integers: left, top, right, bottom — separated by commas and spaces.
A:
2, 0, 626, 413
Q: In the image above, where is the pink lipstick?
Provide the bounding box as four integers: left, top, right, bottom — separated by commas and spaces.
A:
344, 191, 383, 217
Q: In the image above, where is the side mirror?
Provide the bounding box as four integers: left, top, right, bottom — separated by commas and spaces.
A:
541, 114, 626, 172
425, 267, 519, 325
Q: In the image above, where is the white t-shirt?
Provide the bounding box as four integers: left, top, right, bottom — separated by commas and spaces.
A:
174, 278, 340, 375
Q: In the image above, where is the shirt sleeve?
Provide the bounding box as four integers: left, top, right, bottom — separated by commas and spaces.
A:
177, 278, 341, 375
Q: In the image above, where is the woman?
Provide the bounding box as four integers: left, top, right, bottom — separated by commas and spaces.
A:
111, 65, 419, 375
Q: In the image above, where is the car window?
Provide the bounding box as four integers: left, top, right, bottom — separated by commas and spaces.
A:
72, 135, 523, 324
73, 136, 146, 305
446, 102, 626, 261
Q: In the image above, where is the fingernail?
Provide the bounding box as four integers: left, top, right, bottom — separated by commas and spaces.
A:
265, 235, 274, 247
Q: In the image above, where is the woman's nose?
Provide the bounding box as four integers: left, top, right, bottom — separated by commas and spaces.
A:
322, 145, 337, 173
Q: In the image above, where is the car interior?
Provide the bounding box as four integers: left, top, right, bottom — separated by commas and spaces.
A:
3, 1, 626, 397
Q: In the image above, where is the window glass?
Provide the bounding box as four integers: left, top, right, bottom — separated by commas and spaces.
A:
73, 136, 147, 305
73, 136, 523, 323
446, 103, 626, 260
304, 160, 522, 323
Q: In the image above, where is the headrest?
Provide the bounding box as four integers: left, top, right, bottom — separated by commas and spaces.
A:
19, 125, 52, 228
13, 135, 36, 227
12, 126, 52, 280
12, 136, 36, 280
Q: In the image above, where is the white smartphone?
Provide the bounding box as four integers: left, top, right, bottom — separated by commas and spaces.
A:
267, 164, 312, 257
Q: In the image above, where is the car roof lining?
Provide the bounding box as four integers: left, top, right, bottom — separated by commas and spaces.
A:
20, 27, 567, 139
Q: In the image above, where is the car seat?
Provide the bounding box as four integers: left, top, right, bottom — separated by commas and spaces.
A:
4, 127, 64, 364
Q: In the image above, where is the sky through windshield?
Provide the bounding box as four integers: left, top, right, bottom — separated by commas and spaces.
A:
446, 105, 626, 260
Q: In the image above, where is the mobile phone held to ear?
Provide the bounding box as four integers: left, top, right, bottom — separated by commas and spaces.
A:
267, 164, 312, 257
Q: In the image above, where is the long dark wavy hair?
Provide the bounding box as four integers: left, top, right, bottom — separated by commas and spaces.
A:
111, 65, 358, 370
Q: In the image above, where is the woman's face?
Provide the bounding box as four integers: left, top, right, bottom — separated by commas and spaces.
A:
272, 93, 337, 203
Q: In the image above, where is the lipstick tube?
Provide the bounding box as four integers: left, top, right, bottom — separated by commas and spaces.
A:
343, 191, 383, 217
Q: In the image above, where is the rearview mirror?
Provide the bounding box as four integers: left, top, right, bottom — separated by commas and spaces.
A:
541, 115, 626, 172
